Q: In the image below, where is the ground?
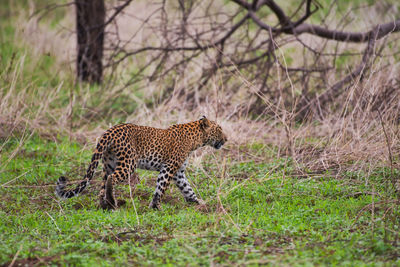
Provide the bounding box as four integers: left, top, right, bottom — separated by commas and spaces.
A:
0, 136, 399, 266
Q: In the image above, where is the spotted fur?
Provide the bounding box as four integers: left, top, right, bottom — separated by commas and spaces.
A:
56, 117, 227, 210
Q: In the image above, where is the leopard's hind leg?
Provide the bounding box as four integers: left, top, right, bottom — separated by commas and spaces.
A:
99, 150, 117, 210
102, 148, 136, 210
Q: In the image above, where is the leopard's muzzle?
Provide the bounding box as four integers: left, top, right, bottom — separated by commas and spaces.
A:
214, 140, 225, 149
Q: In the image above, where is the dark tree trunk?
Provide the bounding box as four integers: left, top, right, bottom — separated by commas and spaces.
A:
75, 0, 105, 84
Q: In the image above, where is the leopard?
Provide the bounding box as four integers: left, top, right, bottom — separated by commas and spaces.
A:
56, 116, 227, 210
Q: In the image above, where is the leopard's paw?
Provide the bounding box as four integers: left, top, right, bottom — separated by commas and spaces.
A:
149, 201, 161, 210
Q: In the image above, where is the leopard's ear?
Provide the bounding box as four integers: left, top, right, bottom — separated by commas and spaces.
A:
199, 116, 210, 130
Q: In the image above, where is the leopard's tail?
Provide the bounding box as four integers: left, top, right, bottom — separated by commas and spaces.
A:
56, 137, 109, 199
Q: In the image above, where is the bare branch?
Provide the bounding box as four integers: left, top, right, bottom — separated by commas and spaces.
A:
106, 12, 250, 68
231, 0, 251, 9
30, 1, 76, 22
286, 0, 319, 29
234, 0, 400, 43
292, 19, 400, 42
330, 27, 379, 95
263, 0, 290, 26
103, 0, 133, 28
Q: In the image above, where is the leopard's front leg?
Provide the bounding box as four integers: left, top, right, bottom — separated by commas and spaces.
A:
149, 164, 178, 210
173, 164, 203, 205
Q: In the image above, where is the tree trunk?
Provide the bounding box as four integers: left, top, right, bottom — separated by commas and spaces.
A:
75, 0, 105, 84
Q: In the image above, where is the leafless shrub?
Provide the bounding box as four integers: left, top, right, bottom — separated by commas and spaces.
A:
98, 0, 400, 119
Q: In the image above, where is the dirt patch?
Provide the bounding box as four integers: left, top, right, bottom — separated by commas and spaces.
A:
194, 202, 220, 214
214, 250, 229, 261
218, 235, 247, 246
231, 172, 249, 181
132, 188, 151, 200
161, 194, 181, 206
72, 202, 85, 210
195, 202, 209, 212
2, 255, 59, 267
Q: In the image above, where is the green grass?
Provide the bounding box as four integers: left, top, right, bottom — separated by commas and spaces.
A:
1, 136, 399, 266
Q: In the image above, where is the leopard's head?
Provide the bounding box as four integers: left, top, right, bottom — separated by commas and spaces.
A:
199, 116, 227, 149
